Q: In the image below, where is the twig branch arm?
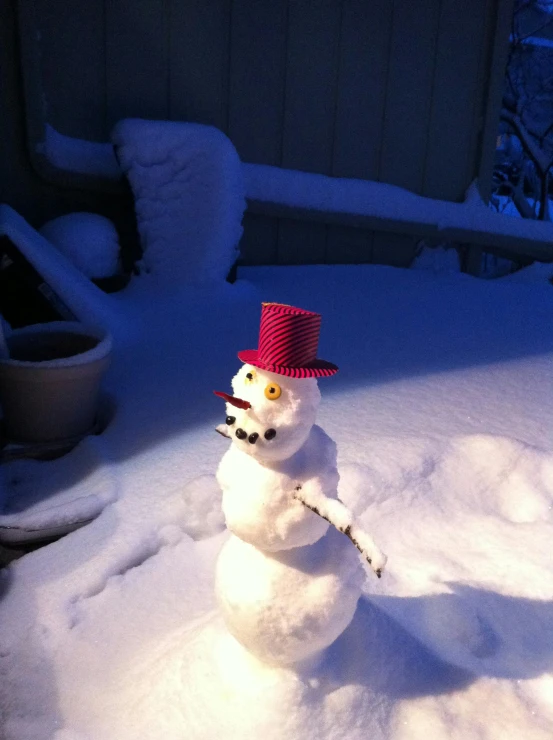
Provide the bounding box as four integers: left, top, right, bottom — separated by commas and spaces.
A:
293, 485, 387, 578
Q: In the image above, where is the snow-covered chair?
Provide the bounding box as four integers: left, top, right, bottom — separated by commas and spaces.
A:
112, 119, 246, 285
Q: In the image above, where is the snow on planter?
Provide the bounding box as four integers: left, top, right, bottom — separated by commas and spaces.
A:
40, 213, 121, 280
112, 119, 246, 284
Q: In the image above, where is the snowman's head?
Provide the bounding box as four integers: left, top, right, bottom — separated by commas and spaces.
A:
219, 364, 320, 463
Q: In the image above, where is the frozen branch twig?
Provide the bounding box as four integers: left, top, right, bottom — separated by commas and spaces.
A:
293, 485, 387, 578
501, 109, 551, 175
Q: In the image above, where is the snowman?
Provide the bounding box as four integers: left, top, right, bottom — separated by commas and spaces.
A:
214, 303, 386, 666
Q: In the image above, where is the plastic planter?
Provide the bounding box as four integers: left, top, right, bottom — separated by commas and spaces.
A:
0, 322, 112, 443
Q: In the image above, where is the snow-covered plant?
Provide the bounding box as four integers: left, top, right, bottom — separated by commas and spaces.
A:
500, 0, 553, 220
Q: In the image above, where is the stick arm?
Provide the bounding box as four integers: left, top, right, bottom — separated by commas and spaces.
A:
293, 484, 387, 578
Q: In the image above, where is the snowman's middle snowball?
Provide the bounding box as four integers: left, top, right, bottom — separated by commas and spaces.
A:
217, 423, 337, 551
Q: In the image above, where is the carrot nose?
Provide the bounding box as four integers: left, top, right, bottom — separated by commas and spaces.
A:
213, 391, 251, 410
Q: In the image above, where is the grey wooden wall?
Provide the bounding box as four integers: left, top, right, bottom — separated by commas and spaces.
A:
20, 0, 508, 267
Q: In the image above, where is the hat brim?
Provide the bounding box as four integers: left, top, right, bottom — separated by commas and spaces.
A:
238, 349, 338, 378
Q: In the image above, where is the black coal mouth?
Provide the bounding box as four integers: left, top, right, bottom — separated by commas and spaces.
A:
235, 427, 276, 444
216, 419, 277, 444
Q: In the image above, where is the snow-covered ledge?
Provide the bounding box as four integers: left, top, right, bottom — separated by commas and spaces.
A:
0, 205, 119, 328
35, 128, 553, 263
244, 165, 553, 262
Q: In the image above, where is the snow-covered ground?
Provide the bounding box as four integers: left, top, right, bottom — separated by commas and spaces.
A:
0, 259, 552, 739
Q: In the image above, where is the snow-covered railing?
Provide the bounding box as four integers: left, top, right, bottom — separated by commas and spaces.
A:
244, 165, 553, 262
0, 205, 119, 328
32, 128, 553, 265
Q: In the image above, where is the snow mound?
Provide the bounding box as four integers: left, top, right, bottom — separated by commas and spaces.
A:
40, 213, 120, 279
0, 435, 117, 534
435, 434, 553, 524
343, 433, 553, 681
177, 474, 225, 540
112, 119, 246, 284
501, 260, 553, 284
128, 605, 427, 740
411, 244, 461, 274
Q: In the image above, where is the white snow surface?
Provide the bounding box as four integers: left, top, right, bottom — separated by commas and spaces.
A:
501, 260, 553, 283
0, 262, 552, 739
112, 119, 246, 284
40, 213, 120, 279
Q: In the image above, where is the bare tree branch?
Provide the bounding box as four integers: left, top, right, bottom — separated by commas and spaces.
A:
293, 485, 385, 578
501, 110, 551, 174
497, 1, 553, 222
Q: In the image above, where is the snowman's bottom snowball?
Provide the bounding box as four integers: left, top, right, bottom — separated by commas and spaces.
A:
175, 622, 390, 740
216, 528, 364, 665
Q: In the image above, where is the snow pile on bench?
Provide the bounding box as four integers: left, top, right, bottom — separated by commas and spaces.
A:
112, 120, 246, 284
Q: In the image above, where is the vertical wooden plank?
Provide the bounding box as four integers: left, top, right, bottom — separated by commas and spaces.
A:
1, 0, 58, 223
105, 0, 170, 131
377, 0, 441, 193
281, 0, 341, 173
35, 0, 106, 140
423, 0, 491, 201
373, 0, 441, 265
327, 0, 393, 263
228, 0, 288, 163
459, 244, 483, 276
238, 213, 280, 265
277, 219, 328, 265
325, 225, 376, 264
229, 0, 288, 264
279, 0, 342, 264
332, 0, 393, 181
373, 233, 419, 267
168, 0, 231, 130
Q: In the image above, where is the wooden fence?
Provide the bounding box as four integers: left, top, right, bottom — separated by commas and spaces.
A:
17, 0, 514, 267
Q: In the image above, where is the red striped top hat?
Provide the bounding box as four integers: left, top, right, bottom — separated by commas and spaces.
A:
238, 303, 338, 378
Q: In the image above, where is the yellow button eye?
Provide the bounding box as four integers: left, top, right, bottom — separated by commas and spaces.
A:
264, 383, 282, 400
245, 369, 256, 384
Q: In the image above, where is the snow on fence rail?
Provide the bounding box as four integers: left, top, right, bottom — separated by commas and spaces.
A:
244, 165, 553, 262
36, 128, 553, 264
